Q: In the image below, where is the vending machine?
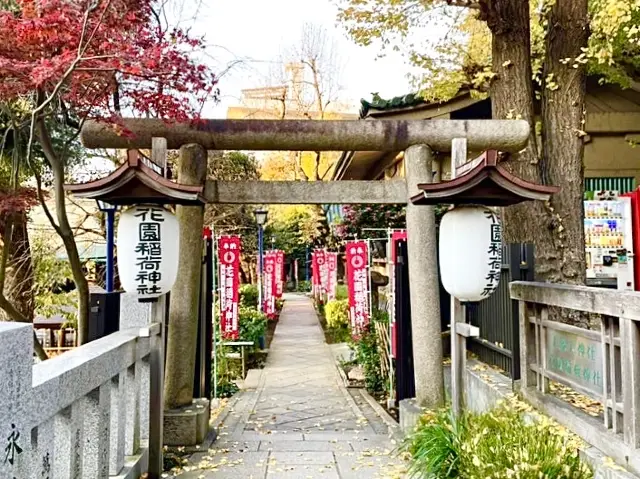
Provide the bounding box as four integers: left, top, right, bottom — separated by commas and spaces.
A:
584, 192, 635, 290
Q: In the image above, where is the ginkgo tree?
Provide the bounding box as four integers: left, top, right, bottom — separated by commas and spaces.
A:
338, 0, 640, 288
0, 0, 216, 346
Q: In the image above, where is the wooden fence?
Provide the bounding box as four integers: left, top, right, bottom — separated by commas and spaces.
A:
511, 281, 640, 474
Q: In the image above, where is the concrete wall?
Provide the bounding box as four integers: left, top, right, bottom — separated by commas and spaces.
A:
585, 135, 640, 185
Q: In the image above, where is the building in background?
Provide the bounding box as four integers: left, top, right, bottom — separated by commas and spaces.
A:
333, 78, 640, 193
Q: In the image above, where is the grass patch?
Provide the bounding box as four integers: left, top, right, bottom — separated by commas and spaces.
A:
403, 404, 592, 479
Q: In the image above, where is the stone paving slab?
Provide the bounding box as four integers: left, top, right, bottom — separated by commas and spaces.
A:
259, 440, 353, 452
170, 294, 407, 478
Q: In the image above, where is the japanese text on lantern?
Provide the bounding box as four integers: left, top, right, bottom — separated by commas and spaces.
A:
482, 210, 502, 298
346, 241, 369, 337
134, 207, 164, 296
218, 236, 241, 339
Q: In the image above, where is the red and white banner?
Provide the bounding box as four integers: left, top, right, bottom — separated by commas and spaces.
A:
264, 251, 277, 318
218, 235, 241, 339
327, 252, 338, 300
390, 230, 407, 358
346, 241, 369, 338
311, 251, 320, 297
275, 250, 285, 298
313, 249, 328, 300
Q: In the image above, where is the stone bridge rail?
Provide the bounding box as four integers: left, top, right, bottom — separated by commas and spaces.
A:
0, 319, 163, 479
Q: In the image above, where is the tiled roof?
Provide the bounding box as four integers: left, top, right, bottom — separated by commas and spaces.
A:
359, 93, 426, 118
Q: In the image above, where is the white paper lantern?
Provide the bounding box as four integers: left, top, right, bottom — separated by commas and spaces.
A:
116, 205, 179, 299
439, 205, 502, 302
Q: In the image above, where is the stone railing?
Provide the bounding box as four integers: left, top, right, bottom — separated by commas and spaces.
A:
0, 309, 164, 479
511, 281, 640, 474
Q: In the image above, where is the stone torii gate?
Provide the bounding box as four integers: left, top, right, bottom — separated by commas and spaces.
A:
78, 117, 529, 450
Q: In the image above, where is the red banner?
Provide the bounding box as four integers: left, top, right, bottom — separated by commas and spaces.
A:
327, 252, 338, 300
390, 230, 407, 358
218, 235, 241, 339
264, 251, 277, 318
311, 251, 320, 296
275, 250, 285, 298
346, 241, 369, 337
314, 249, 327, 300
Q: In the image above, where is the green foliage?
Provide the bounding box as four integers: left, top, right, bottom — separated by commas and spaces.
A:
31, 237, 76, 325
211, 344, 241, 398
335, 284, 348, 300
403, 406, 592, 479
352, 323, 384, 394
334, 204, 405, 241
203, 151, 261, 255
266, 205, 321, 268
325, 299, 349, 329
238, 307, 267, 346
405, 408, 464, 478
338, 0, 640, 102
295, 280, 311, 292
239, 284, 259, 308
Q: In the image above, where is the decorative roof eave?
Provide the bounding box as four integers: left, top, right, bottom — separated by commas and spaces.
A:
411, 150, 559, 207
65, 150, 205, 205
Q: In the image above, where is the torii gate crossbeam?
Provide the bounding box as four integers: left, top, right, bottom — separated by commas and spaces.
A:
81, 118, 529, 152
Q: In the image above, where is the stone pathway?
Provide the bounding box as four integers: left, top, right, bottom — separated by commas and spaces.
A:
173, 294, 407, 478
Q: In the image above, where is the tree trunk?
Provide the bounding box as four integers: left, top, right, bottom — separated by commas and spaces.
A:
2, 211, 35, 321
294, 151, 308, 181
313, 152, 322, 181
484, 0, 552, 280
540, 0, 588, 285
0, 216, 48, 361
36, 118, 90, 345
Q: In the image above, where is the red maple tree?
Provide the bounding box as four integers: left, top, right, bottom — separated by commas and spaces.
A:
0, 0, 216, 121
0, 0, 217, 345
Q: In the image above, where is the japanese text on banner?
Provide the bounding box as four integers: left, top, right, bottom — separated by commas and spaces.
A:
275, 250, 285, 298
345, 241, 370, 338
264, 252, 277, 318
218, 236, 241, 339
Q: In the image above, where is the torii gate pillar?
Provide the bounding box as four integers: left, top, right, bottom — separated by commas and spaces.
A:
73, 117, 532, 448
404, 145, 444, 408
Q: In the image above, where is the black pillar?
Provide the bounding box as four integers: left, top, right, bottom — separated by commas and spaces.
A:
395, 239, 415, 402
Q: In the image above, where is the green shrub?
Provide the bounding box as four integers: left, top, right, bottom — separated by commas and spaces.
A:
403, 405, 592, 479
240, 284, 259, 308
373, 309, 389, 324
335, 284, 348, 300
296, 280, 311, 292
238, 307, 267, 346
325, 299, 349, 329
353, 324, 384, 394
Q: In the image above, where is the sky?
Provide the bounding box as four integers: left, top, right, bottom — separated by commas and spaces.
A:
174, 0, 424, 118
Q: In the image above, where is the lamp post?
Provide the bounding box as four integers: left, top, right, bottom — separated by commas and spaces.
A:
97, 200, 118, 292
254, 209, 268, 312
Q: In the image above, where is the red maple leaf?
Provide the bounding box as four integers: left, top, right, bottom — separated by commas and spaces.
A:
0, 0, 217, 122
